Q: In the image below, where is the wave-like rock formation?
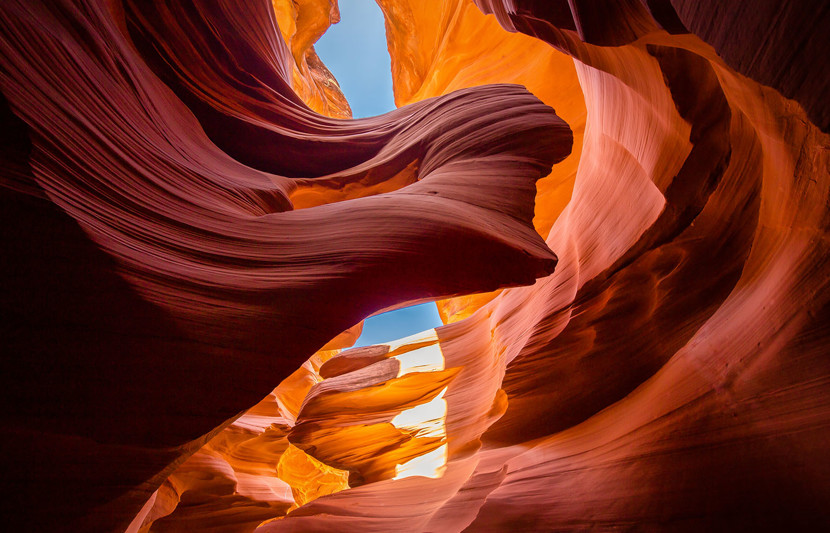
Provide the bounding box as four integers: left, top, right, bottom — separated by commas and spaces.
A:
1, 0, 828, 531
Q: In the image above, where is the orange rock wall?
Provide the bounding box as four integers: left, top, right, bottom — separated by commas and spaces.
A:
272, 0, 352, 118
0, 0, 569, 529
1, 0, 828, 531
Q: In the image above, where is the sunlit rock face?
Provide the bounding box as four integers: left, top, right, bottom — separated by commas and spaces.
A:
1, 1, 828, 532
271, 0, 352, 118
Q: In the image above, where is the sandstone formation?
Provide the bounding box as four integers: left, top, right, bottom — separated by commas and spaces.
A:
1, 0, 828, 531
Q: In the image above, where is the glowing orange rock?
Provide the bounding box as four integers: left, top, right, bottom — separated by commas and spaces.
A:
276, 444, 350, 510
1, 0, 828, 531
0, 0, 569, 529
272, 0, 352, 118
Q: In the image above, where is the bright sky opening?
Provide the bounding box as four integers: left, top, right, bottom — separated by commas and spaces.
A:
315, 0, 395, 118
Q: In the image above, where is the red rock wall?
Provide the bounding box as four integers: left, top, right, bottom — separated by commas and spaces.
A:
1, 0, 828, 531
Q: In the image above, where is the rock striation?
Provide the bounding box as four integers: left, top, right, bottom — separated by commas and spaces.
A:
1, 0, 828, 531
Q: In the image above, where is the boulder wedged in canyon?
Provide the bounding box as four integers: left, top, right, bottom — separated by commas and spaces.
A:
2, 0, 829, 531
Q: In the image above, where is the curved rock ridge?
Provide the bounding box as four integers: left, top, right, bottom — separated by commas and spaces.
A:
395, 1, 827, 531
474, 0, 830, 131
0, 0, 571, 530
144, 0, 827, 530
2, 0, 829, 532
372, 0, 588, 322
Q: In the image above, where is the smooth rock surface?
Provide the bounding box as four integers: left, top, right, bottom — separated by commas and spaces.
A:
1, 0, 828, 531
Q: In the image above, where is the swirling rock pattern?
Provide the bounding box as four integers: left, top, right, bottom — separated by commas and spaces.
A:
1, 0, 828, 531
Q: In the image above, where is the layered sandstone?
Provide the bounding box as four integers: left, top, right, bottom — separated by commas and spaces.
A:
1, 0, 828, 532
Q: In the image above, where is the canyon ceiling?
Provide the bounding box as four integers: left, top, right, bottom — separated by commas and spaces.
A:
1, 0, 828, 531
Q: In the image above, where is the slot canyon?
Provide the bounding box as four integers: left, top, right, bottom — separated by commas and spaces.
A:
1, 0, 828, 531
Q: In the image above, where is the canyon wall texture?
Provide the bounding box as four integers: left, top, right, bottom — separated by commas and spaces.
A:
1, 0, 828, 531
